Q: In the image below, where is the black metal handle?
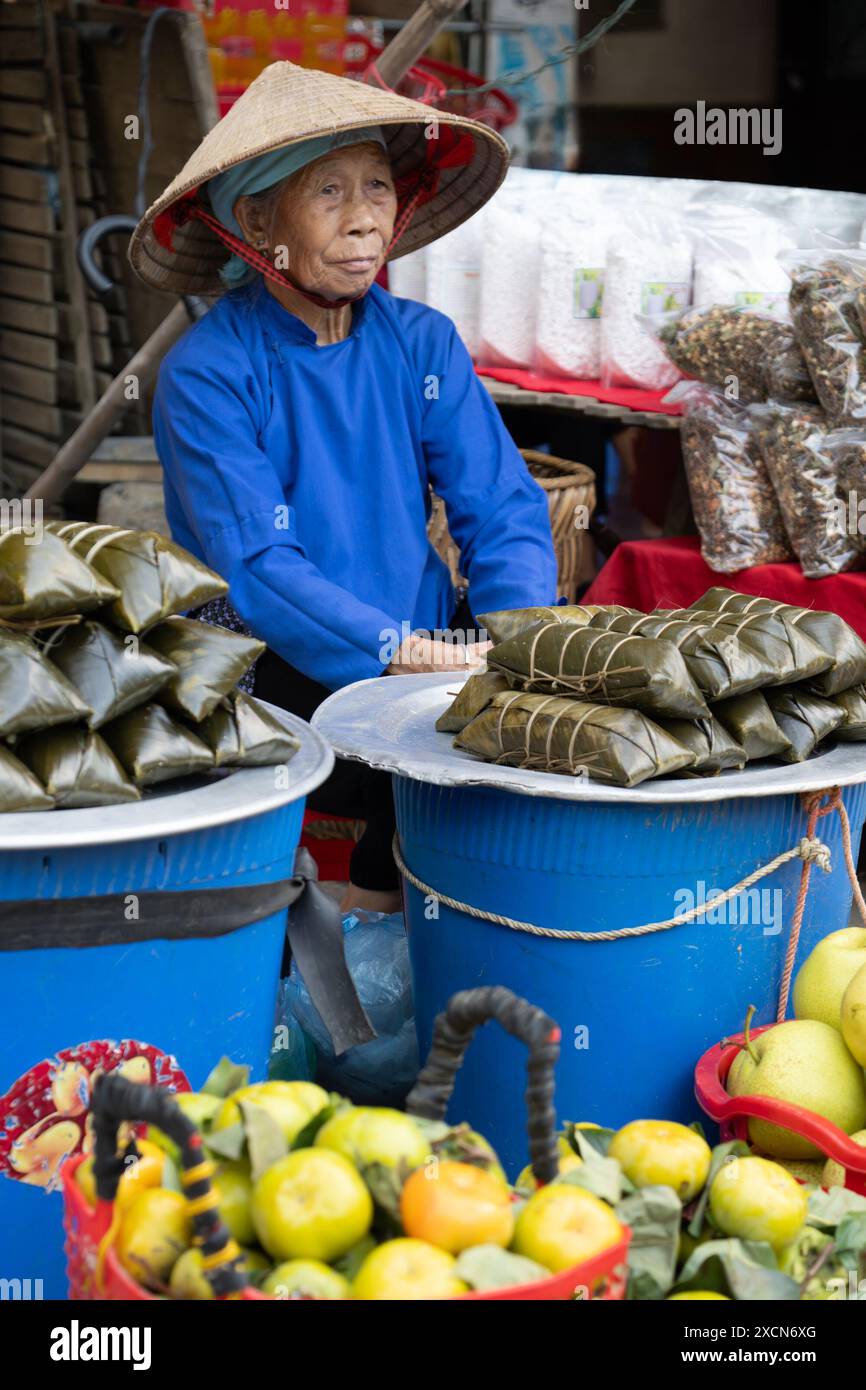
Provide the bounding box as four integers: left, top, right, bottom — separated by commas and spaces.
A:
405, 986, 561, 1186
77, 215, 139, 297
91, 1072, 249, 1297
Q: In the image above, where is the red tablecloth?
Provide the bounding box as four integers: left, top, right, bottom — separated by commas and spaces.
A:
475, 366, 683, 417
584, 536, 866, 640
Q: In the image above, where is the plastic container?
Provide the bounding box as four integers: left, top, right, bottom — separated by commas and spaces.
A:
0, 707, 332, 1299
314, 672, 866, 1178
63, 988, 631, 1301
695, 1025, 866, 1196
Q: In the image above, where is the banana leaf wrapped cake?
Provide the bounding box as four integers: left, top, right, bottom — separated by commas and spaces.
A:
16, 727, 140, 807
0, 745, 53, 811
833, 686, 866, 740
587, 610, 771, 701
487, 619, 710, 719
656, 606, 831, 687
711, 691, 794, 762
0, 630, 91, 736
763, 688, 846, 763
479, 605, 634, 645
197, 692, 300, 768
142, 617, 265, 721
0, 528, 119, 621
44, 621, 177, 728
455, 691, 696, 786
45, 521, 228, 633
102, 703, 214, 787
435, 671, 512, 733
653, 715, 746, 774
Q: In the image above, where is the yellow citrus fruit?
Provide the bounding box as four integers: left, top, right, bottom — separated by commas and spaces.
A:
214, 1081, 328, 1144
251, 1148, 373, 1262
709, 1155, 808, 1253
609, 1120, 711, 1202
214, 1160, 256, 1246
353, 1238, 468, 1300
147, 1091, 223, 1159
668, 1291, 729, 1300
400, 1160, 515, 1253
314, 1106, 431, 1171
75, 1140, 165, 1212
115, 1188, 191, 1289
512, 1184, 624, 1274
169, 1247, 214, 1300
515, 1136, 583, 1192
262, 1259, 351, 1300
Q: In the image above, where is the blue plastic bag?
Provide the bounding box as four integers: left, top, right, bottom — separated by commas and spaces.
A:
283, 910, 419, 1106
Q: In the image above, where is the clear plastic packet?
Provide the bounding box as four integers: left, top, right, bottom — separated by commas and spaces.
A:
751, 404, 864, 578
685, 200, 795, 318
783, 247, 866, 424
478, 196, 543, 368
763, 335, 819, 404
672, 385, 792, 572
534, 198, 611, 379
833, 429, 866, 540
600, 210, 693, 390
653, 304, 800, 405
425, 212, 486, 360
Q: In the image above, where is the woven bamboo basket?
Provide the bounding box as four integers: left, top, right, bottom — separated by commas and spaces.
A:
428, 450, 596, 604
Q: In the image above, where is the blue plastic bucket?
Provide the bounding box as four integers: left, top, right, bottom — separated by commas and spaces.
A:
394, 776, 866, 1178
0, 711, 331, 1298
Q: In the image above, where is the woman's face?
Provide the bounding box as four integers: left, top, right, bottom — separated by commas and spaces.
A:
237, 142, 397, 300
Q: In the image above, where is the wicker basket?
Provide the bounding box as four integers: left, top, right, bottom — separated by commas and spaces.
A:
428, 451, 596, 604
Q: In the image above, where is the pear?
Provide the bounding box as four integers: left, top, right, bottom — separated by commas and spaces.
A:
727, 1011, 866, 1159
765, 1156, 825, 1186
822, 1129, 866, 1188
840, 962, 866, 1066
793, 927, 866, 1029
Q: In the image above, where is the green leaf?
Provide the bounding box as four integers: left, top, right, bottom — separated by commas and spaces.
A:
332, 1235, 377, 1282
362, 1162, 404, 1229
833, 1212, 866, 1273
290, 1104, 334, 1151
615, 1185, 682, 1300
568, 1124, 615, 1159
412, 1116, 453, 1144
203, 1122, 246, 1162
687, 1140, 751, 1238
675, 1238, 800, 1301
159, 1152, 183, 1195
201, 1057, 250, 1099
455, 1245, 548, 1292
558, 1154, 624, 1206
239, 1100, 288, 1183
807, 1185, 866, 1230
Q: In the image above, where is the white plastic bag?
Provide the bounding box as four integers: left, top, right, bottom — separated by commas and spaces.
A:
686, 201, 795, 317
478, 197, 543, 368
600, 212, 693, 390
534, 199, 610, 379
387, 246, 427, 303
425, 212, 486, 359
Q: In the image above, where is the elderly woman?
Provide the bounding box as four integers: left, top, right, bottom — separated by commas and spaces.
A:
133, 63, 556, 912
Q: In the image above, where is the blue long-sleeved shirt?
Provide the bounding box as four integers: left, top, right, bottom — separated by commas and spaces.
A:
153, 280, 557, 691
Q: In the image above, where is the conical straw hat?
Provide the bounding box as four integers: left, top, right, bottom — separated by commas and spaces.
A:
129, 61, 510, 296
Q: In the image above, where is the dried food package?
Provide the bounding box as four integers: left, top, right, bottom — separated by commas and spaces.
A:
16, 727, 140, 807
785, 252, 866, 424
678, 392, 792, 572
657, 305, 792, 404
0, 745, 53, 810
653, 715, 746, 774
600, 218, 692, 390
763, 688, 846, 763
46, 522, 228, 633
478, 200, 541, 368
435, 670, 512, 733
752, 405, 863, 578
454, 691, 696, 786
487, 620, 710, 719
535, 202, 610, 378
142, 617, 265, 721
478, 605, 634, 646
655, 607, 831, 687
0, 630, 92, 736
588, 610, 772, 700
44, 621, 177, 728
835, 430, 866, 523
197, 692, 301, 767
711, 691, 793, 762
688, 203, 795, 316
763, 337, 819, 404
101, 703, 214, 786
689, 588, 866, 696
0, 528, 119, 622
833, 685, 866, 740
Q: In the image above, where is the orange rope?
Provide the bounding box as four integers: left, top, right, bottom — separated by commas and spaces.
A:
776, 786, 864, 1021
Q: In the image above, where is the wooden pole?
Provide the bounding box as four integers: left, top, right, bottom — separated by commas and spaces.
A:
373, 0, 471, 87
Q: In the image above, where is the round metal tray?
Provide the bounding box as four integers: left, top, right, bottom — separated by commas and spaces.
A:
313, 672, 866, 805
0, 704, 333, 849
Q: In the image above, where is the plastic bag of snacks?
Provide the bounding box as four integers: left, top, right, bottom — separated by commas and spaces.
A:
478, 198, 543, 368
535, 199, 611, 379
783, 249, 866, 424
425, 215, 485, 359
688, 202, 795, 317
600, 212, 693, 390
656, 305, 805, 405
751, 403, 864, 578
826, 428, 866, 546
676, 387, 792, 572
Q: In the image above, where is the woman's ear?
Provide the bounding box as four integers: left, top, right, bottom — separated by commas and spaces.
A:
234, 195, 269, 250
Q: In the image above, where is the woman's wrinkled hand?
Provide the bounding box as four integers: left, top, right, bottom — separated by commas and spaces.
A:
386, 635, 492, 676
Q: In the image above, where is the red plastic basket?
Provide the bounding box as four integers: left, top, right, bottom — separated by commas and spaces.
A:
61, 989, 631, 1301
695, 1025, 866, 1196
